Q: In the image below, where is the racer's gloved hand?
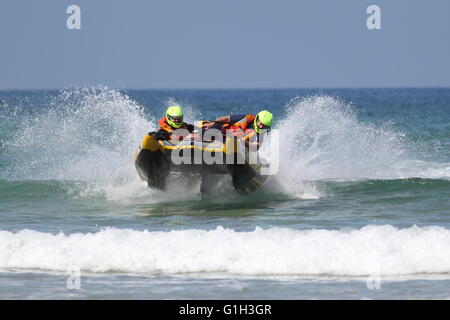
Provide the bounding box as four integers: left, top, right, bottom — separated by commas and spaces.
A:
154, 130, 170, 141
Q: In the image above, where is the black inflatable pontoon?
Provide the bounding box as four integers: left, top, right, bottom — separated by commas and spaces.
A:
133, 131, 268, 195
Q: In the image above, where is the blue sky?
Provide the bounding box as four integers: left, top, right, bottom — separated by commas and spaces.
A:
1, 0, 449, 89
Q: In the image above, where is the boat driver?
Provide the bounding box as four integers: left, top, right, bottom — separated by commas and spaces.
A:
153, 105, 195, 141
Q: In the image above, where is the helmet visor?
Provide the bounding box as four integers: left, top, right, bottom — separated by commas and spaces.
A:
167, 115, 183, 124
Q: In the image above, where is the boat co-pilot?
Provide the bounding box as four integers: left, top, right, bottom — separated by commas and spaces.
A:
154, 105, 195, 141
202, 110, 273, 149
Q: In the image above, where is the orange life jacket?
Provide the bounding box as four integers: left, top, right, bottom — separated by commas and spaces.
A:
221, 114, 257, 140
158, 117, 191, 141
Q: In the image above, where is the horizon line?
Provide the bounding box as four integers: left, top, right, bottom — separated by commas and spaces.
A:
1, 85, 450, 91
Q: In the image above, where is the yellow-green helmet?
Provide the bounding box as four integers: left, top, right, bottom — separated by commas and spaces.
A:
254, 110, 273, 133
166, 105, 184, 129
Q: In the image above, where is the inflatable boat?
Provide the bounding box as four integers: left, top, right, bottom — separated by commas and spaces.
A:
133, 127, 269, 195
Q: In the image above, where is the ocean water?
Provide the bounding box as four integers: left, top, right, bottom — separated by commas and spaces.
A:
0, 88, 449, 299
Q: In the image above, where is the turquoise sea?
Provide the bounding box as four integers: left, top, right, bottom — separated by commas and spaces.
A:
0, 88, 449, 299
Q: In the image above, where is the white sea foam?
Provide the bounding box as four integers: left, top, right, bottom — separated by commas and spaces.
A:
261, 96, 450, 197
393, 160, 450, 180
275, 96, 403, 181
4, 87, 150, 182
1, 225, 450, 277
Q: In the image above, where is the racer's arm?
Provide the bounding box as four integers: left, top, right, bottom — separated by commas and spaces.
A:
242, 131, 262, 150
186, 123, 195, 133
243, 139, 258, 150
202, 116, 230, 129
182, 123, 200, 140
203, 114, 246, 129
213, 115, 231, 123
153, 129, 170, 140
